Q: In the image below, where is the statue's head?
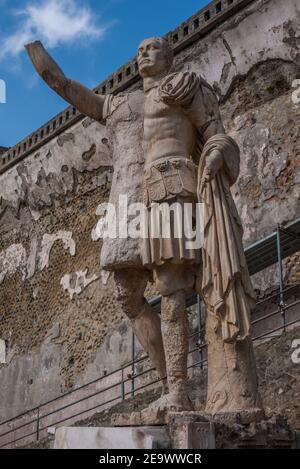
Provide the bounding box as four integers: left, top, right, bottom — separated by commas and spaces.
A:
137, 37, 174, 78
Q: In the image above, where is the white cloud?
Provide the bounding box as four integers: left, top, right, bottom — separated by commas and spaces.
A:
0, 0, 108, 61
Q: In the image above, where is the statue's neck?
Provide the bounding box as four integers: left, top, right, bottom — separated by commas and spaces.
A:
143, 73, 167, 93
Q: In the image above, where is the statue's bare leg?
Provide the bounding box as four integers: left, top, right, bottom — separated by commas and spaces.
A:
145, 265, 195, 413
159, 290, 193, 410
114, 269, 167, 392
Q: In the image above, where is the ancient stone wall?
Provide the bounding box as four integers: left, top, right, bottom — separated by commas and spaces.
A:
0, 0, 300, 421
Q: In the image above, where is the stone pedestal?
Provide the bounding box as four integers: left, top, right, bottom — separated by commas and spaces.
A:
53, 413, 296, 449
168, 412, 295, 449
54, 426, 170, 449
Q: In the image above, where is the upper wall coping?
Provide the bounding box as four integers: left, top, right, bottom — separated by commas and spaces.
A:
0, 0, 255, 174
0, 147, 9, 155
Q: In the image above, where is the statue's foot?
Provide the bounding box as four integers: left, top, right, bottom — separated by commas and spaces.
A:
111, 389, 194, 426
145, 389, 194, 415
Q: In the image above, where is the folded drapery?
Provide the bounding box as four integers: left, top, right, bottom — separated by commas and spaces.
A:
197, 134, 256, 343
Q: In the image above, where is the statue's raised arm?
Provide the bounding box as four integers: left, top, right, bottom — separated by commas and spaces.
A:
25, 41, 105, 122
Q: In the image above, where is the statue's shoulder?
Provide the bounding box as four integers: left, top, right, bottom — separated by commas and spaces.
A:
103, 89, 144, 122
159, 71, 201, 104
161, 70, 199, 86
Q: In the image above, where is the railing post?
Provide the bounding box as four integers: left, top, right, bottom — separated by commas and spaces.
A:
276, 225, 286, 332
197, 295, 203, 369
121, 368, 125, 401
36, 407, 40, 441
131, 331, 135, 397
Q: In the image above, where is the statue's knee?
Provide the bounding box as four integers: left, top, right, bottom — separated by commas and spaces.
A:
154, 264, 195, 297
114, 270, 148, 318
116, 287, 144, 317
161, 290, 186, 322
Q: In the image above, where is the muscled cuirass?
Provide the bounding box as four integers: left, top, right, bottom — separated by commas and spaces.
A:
142, 83, 197, 206
143, 85, 196, 167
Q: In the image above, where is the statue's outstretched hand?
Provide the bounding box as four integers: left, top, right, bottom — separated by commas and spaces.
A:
25, 41, 67, 90
25, 40, 105, 122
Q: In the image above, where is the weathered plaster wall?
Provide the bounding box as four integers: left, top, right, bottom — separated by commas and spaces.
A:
0, 118, 128, 420
0, 0, 300, 421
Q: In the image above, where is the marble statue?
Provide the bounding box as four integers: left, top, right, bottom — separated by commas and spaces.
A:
26, 36, 263, 420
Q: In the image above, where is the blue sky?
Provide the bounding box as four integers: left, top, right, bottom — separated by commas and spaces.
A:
0, 0, 209, 148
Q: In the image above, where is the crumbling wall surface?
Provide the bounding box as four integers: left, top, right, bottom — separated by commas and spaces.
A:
0, 0, 300, 421
0, 117, 130, 420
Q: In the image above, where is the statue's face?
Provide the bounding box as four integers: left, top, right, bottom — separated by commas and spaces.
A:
137, 38, 170, 78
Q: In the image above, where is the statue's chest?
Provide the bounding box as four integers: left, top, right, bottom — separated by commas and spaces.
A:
107, 90, 144, 127
106, 90, 145, 164
144, 88, 172, 119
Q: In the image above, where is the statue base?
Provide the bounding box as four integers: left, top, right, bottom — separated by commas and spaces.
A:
110, 407, 265, 427
106, 411, 296, 449
53, 413, 296, 449
168, 412, 295, 449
